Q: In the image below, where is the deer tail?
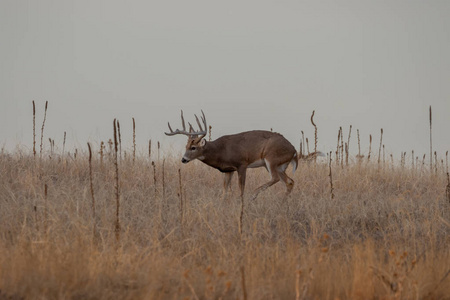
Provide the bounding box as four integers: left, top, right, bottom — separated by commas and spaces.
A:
290, 152, 298, 174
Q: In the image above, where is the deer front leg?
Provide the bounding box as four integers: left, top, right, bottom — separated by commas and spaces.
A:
236, 167, 247, 199
222, 172, 234, 200
237, 167, 247, 235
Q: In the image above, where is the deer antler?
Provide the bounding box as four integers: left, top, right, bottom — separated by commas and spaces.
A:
165, 110, 207, 139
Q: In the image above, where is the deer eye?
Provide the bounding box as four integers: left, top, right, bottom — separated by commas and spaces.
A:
190, 146, 197, 151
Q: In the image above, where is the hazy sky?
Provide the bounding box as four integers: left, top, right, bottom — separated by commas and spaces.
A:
1, 0, 449, 159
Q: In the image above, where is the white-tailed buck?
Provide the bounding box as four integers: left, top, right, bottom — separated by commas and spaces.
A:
165, 110, 300, 200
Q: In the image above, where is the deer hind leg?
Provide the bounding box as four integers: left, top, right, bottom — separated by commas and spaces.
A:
277, 168, 293, 213
251, 160, 280, 200
278, 169, 294, 195
222, 172, 234, 200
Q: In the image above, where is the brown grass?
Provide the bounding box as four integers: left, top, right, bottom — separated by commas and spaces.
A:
0, 147, 449, 299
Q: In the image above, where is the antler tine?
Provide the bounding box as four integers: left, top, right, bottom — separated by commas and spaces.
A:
188, 122, 195, 133
201, 110, 206, 122
167, 122, 174, 133
165, 119, 184, 136
194, 114, 203, 131
181, 110, 186, 131
201, 110, 207, 129
191, 110, 207, 141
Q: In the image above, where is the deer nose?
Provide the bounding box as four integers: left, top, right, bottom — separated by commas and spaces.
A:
181, 158, 189, 164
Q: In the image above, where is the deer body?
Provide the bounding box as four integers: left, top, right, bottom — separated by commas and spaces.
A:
197, 130, 297, 200
193, 130, 297, 172
166, 111, 298, 201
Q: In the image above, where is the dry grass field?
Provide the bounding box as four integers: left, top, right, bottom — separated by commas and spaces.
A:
0, 142, 449, 299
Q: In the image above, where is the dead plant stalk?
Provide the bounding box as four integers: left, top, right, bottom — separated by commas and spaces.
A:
113, 119, 121, 242
40, 101, 48, 159
87, 142, 97, 238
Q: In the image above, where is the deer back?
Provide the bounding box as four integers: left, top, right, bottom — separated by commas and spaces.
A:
205, 130, 296, 167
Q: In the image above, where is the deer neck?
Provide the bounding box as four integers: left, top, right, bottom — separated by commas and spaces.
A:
198, 140, 221, 167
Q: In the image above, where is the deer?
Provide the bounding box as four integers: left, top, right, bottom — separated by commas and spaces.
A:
165, 110, 300, 202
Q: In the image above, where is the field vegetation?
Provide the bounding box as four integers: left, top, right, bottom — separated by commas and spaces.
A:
0, 107, 449, 299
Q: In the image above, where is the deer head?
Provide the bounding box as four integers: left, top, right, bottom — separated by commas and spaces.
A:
165, 110, 207, 163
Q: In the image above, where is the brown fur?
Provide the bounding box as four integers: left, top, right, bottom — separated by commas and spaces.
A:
181, 130, 298, 200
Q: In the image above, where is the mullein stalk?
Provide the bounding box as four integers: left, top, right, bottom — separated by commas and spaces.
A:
40, 101, 48, 159
87, 142, 97, 240
132, 117, 136, 164
32, 101, 36, 158
113, 119, 121, 242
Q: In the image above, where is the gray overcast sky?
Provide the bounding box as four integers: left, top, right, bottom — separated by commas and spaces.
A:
1, 0, 449, 159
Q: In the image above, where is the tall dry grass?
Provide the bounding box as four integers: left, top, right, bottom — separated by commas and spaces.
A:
0, 145, 449, 299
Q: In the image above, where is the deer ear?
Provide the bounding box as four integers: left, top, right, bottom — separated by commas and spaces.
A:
199, 139, 206, 147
